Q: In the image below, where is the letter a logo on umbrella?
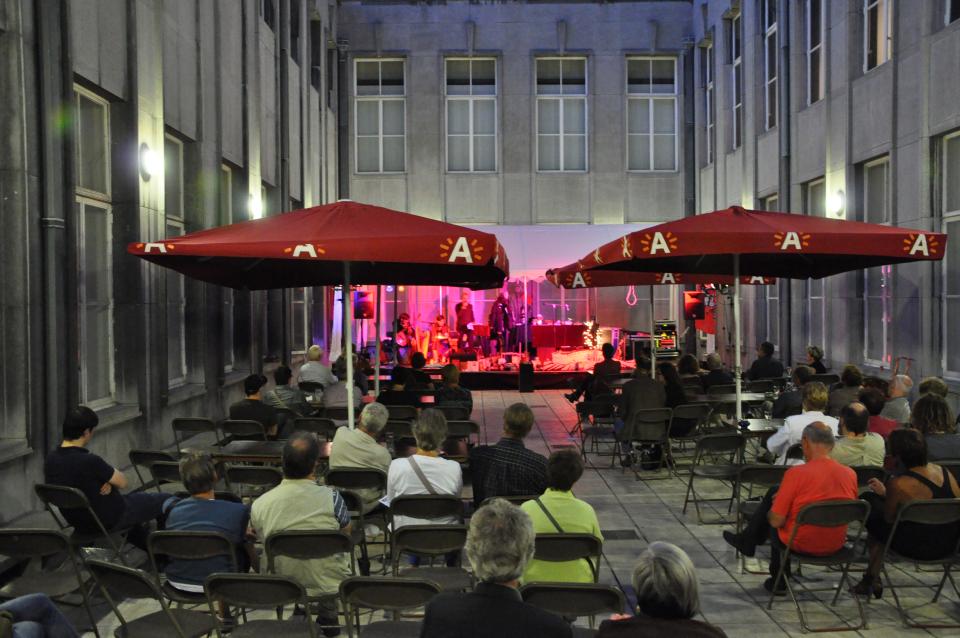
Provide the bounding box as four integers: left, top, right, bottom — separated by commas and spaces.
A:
904, 233, 938, 256
441, 236, 484, 263
774, 231, 810, 250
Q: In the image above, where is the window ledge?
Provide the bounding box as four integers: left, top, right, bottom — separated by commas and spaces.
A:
166, 383, 208, 405
222, 369, 249, 388
0, 439, 32, 466
94, 403, 143, 433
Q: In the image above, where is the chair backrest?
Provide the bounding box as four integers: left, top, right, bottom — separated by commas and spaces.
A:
35, 482, 93, 512
785, 443, 804, 461
852, 466, 886, 487
171, 417, 219, 449
747, 380, 775, 393
205, 573, 311, 612
273, 407, 299, 431
446, 420, 479, 439
893, 498, 960, 526
129, 449, 178, 469
810, 373, 840, 386
220, 419, 267, 440
624, 408, 673, 442
794, 499, 870, 529
534, 533, 602, 567
579, 398, 617, 419
437, 405, 470, 421
387, 405, 418, 421
0, 529, 70, 558
298, 381, 324, 393
483, 494, 539, 507
150, 460, 184, 485
325, 468, 388, 492
392, 525, 468, 560
738, 465, 789, 492
670, 403, 712, 424
384, 420, 414, 439
339, 576, 441, 613
148, 530, 237, 574
520, 583, 625, 619
265, 530, 353, 572
390, 494, 463, 521
707, 384, 737, 396
681, 376, 704, 390
225, 465, 283, 490
86, 558, 163, 601
323, 406, 351, 421
292, 417, 340, 440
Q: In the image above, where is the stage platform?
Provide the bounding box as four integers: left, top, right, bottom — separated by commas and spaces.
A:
459, 369, 590, 391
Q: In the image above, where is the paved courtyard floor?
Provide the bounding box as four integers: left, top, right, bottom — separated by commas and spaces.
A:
53, 389, 960, 636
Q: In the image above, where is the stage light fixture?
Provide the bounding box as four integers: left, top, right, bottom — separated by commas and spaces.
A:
139, 143, 161, 181
826, 190, 845, 217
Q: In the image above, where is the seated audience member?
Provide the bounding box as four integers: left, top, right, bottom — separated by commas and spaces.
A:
659, 362, 697, 438
322, 357, 363, 411
881, 374, 913, 424
771, 366, 814, 419
724, 423, 857, 594
766, 382, 838, 464
520, 450, 603, 584
297, 345, 337, 387
918, 376, 949, 399
347, 349, 371, 396
376, 366, 422, 407
229, 374, 278, 438
826, 364, 864, 417
470, 403, 548, 508
565, 343, 623, 403
436, 364, 473, 414
329, 402, 392, 511
407, 352, 434, 390
386, 409, 463, 530
596, 543, 727, 638
161, 455, 252, 592
701, 353, 733, 390
619, 358, 667, 428
262, 364, 314, 418
420, 499, 572, 638
830, 403, 885, 467
745, 341, 784, 381
0, 593, 79, 638
911, 394, 960, 461
860, 387, 899, 439
852, 429, 960, 597
44, 406, 168, 550
862, 375, 890, 397
677, 354, 702, 382
806, 345, 827, 375
250, 432, 351, 635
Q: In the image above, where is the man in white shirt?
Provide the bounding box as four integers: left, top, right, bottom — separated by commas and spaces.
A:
767, 382, 838, 465
298, 345, 337, 387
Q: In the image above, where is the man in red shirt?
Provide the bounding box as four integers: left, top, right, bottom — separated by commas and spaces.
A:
724, 422, 857, 593
859, 387, 898, 439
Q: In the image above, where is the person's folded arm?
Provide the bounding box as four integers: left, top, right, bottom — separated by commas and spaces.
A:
108, 468, 128, 491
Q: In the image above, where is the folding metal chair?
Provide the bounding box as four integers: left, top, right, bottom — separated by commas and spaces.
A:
148, 530, 239, 607
172, 417, 222, 453
223, 465, 283, 500
733, 465, 788, 573
445, 420, 480, 446
129, 449, 179, 491
533, 533, 603, 583
521, 582, 625, 633
387, 405, 418, 422
339, 576, 440, 638
437, 405, 470, 421
668, 403, 712, 462
34, 483, 130, 565
220, 419, 267, 442
681, 432, 744, 524
617, 408, 674, 479
392, 525, 472, 592
576, 396, 619, 461
205, 573, 317, 637
293, 417, 341, 440
150, 460, 188, 495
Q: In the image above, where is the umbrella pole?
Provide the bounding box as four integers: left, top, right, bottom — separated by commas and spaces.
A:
649, 286, 656, 377
344, 263, 355, 428
374, 285, 382, 396
733, 255, 743, 422
392, 285, 399, 366
523, 276, 528, 358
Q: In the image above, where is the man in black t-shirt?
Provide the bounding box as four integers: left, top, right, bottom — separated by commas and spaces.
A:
44, 406, 168, 549
229, 374, 278, 438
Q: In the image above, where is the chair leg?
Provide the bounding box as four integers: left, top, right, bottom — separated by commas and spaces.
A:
681, 474, 695, 515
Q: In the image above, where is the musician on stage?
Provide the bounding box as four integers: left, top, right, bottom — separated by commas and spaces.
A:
429, 314, 452, 364
489, 293, 511, 354
395, 313, 417, 365
507, 281, 530, 353
455, 291, 475, 348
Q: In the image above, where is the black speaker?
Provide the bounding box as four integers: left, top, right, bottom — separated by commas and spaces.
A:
518, 363, 534, 393
353, 291, 374, 319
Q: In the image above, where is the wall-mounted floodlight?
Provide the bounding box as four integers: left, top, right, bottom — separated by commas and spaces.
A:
139, 143, 161, 181
826, 190, 845, 217
248, 194, 264, 219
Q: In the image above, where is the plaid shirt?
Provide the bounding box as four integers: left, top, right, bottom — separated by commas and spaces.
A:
468, 438, 548, 508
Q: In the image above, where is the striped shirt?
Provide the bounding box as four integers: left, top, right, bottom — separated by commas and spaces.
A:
468, 438, 548, 508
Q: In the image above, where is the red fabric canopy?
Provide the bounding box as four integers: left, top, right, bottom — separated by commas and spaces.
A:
572, 206, 946, 279
545, 268, 774, 289
127, 200, 509, 290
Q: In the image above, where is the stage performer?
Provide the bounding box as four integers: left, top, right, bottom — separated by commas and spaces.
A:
507, 281, 529, 353
489, 293, 511, 355
395, 313, 417, 365
429, 315, 452, 364
455, 291, 475, 348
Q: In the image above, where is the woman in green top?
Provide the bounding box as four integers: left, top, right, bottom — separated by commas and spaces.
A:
520, 450, 603, 584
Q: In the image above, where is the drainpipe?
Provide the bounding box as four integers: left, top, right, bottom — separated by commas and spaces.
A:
682, 40, 698, 356
279, 0, 291, 362
778, 0, 792, 365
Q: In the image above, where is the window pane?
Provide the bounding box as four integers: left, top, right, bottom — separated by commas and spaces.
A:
951, 0, 960, 23
806, 181, 825, 216
473, 135, 495, 171
561, 59, 586, 95
946, 220, 960, 295
866, 297, 886, 361
77, 94, 108, 194
356, 138, 380, 172
166, 266, 185, 383
536, 59, 561, 95
808, 297, 823, 348
448, 136, 470, 171
83, 205, 110, 301
538, 99, 560, 134
627, 58, 650, 94
222, 290, 234, 370
473, 100, 495, 135
652, 99, 674, 134
563, 99, 585, 135
538, 136, 560, 170
446, 59, 470, 95
628, 99, 650, 134
472, 59, 496, 95
356, 61, 380, 95
653, 135, 675, 170
628, 135, 651, 171
810, 0, 822, 48
382, 137, 404, 172
809, 49, 822, 102
380, 61, 404, 95
381, 100, 404, 135
946, 135, 960, 213
650, 59, 675, 94
84, 304, 112, 402
767, 81, 777, 129
563, 135, 586, 170
164, 138, 182, 218
867, 3, 879, 69
866, 161, 888, 223
356, 101, 379, 135
447, 100, 469, 135
949, 298, 960, 372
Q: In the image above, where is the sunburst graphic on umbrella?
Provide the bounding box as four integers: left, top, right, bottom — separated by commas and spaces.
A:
902, 233, 938, 256
594, 248, 603, 264
439, 237, 485, 261
639, 232, 678, 254
773, 232, 811, 250
621, 236, 633, 258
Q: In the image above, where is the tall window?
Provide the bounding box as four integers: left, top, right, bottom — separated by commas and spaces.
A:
627, 57, 678, 171
761, 194, 780, 349
536, 57, 587, 172
75, 87, 114, 408
355, 59, 405, 173
164, 135, 187, 387
702, 43, 715, 163
803, 179, 826, 351
291, 287, 310, 354
763, 0, 778, 130
943, 131, 960, 376
220, 165, 235, 372
729, 14, 743, 149
949, 0, 960, 25
446, 58, 497, 172
864, 0, 892, 72
862, 157, 892, 366
806, 0, 825, 104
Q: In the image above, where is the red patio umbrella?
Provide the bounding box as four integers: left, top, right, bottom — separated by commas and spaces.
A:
128, 199, 510, 425
568, 206, 946, 419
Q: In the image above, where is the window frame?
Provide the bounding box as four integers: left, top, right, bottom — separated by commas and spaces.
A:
74, 86, 112, 203
164, 134, 187, 387
535, 56, 589, 173
626, 56, 679, 173
730, 14, 743, 150
444, 57, 498, 174
949, 0, 960, 25
763, 0, 778, 130
354, 57, 407, 175
803, 179, 827, 351
806, 0, 825, 105
76, 197, 116, 409
942, 130, 960, 378
220, 164, 235, 373
291, 287, 311, 355
861, 156, 893, 368
702, 43, 715, 164
863, 0, 892, 73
